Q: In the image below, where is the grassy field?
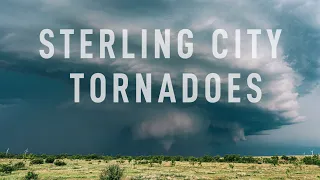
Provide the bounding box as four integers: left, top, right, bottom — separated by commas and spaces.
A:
0, 158, 320, 180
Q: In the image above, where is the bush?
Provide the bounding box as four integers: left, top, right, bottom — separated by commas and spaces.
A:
100, 164, 124, 180
54, 160, 67, 166
170, 160, 176, 167
0, 164, 15, 174
13, 162, 25, 170
289, 156, 298, 162
45, 157, 55, 164
224, 154, 241, 162
270, 156, 279, 166
281, 155, 289, 161
201, 155, 214, 162
24, 171, 39, 180
30, 159, 44, 165
241, 156, 258, 163
302, 155, 319, 165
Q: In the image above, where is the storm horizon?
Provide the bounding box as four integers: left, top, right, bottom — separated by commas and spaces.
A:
0, 0, 319, 156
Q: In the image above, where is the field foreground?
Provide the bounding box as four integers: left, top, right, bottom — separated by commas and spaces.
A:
0, 159, 320, 180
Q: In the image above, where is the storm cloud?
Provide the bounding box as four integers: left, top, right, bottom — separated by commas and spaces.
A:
0, 0, 319, 155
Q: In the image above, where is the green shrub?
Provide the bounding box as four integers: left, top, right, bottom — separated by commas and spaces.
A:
100, 164, 124, 180
0, 164, 15, 174
54, 160, 67, 166
262, 157, 278, 166
281, 155, 289, 161
241, 156, 258, 163
201, 155, 213, 162
45, 157, 55, 164
171, 160, 176, 167
24, 171, 39, 180
13, 162, 25, 170
30, 159, 44, 165
224, 154, 241, 162
302, 155, 319, 165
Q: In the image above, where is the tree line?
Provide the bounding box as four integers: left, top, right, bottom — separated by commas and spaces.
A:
0, 152, 319, 166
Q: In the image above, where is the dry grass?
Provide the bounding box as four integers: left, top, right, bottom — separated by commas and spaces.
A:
0, 159, 320, 180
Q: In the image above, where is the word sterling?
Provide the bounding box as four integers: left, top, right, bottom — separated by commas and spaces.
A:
39, 28, 282, 59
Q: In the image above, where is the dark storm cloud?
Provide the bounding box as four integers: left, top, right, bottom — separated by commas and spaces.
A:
0, 0, 319, 155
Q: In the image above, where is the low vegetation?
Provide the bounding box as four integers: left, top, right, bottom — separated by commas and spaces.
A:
24, 171, 39, 180
54, 160, 67, 166
45, 157, 55, 164
13, 162, 25, 170
100, 164, 124, 180
0, 164, 15, 174
2, 153, 319, 165
30, 158, 44, 165
0, 153, 319, 179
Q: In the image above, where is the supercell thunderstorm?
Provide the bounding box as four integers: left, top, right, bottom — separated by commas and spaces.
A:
0, 0, 319, 155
